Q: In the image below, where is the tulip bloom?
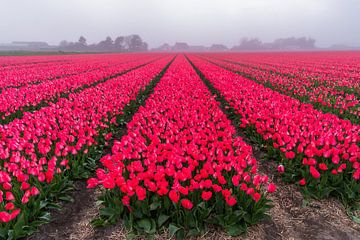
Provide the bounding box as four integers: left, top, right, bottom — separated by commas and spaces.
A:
0, 54, 172, 224
277, 165, 285, 173
201, 191, 213, 201
181, 199, 193, 210
169, 190, 180, 203
310, 166, 321, 179
299, 178, 306, 186
267, 183, 277, 193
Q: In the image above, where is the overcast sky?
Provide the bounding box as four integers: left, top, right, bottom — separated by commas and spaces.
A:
0, 0, 359, 48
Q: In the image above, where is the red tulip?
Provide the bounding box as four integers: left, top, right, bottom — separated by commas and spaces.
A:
135, 187, 146, 201
318, 163, 328, 171
277, 165, 285, 173
310, 166, 321, 179
5, 203, 14, 211
122, 196, 130, 206
299, 178, 306, 186
226, 196, 237, 206
5, 192, 15, 201
285, 151, 296, 159
201, 191, 213, 201
169, 190, 180, 203
267, 183, 277, 193
87, 178, 99, 188
181, 199, 193, 210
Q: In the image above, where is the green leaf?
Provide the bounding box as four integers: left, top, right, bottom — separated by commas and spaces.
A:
39, 200, 48, 209
233, 210, 245, 217
95, 200, 105, 206
59, 195, 74, 203
302, 199, 310, 208
126, 232, 138, 240
137, 218, 151, 232
91, 218, 106, 227
13, 212, 26, 237
187, 228, 200, 237
124, 214, 133, 229
133, 208, 143, 219
149, 219, 157, 234
100, 207, 116, 217
157, 214, 170, 227
0, 228, 7, 238
140, 202, 150, 216
226, 224, 246, 236
149, 202, 161, 211
169, 224, 180, 238
29, 220, 49, 228
351, 215, 360, 224
47, 202, 62, 210
39, 212, 51, 222
197, 202, 206, 209
176, 228, 185, 240
214, 214, 226, 227
21, 225, 36, 236
7, 230, 14, 240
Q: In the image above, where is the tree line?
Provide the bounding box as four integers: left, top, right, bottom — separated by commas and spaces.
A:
56, 35, 316, 52
231, 37, 316, 51
58, 35, 148, 52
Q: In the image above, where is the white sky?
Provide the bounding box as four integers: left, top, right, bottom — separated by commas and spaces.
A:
0, 0, 359, 47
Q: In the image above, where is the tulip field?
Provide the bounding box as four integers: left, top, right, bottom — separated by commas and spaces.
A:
0, 52, 359, 239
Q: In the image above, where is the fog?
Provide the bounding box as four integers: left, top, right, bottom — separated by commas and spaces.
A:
0, 0, 359, 47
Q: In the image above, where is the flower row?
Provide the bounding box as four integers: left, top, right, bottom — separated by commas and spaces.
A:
188, 54, 360, 204
88, 55, 274, 237
0, 54, 143, 89
0, 54, 160, 121
208, 52, 360, 92
201, 53, 360, 122
0, 55, 172, 228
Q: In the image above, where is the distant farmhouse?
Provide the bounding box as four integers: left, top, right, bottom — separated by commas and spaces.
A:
0, 41, 52, 51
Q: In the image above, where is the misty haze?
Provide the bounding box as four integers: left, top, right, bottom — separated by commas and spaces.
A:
0, 1, 360, 240
0, 0, 360, 50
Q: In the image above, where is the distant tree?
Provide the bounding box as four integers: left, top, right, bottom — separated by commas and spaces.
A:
172, 42, 190, 51
114, 36, 124, 46
96, 36, 114, 51
232, 38, 263, 51
78, 36, 87, 46
114, 36, 125, 51
59, 40, 69, 47
128, 34, 147, 51
104, 36, 113, 45
273, 37, 316, 49
57, 34, 149, 52
209, 44, 228, 51
302, 37, 316, 49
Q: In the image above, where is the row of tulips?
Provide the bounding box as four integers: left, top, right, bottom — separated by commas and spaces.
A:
0, 54, 160, 123
88, 55, 274, 238
209, 53, 360, 95
0, 55, 173, 239
0, 55, 83, 89
187, 54, 360, 206
199, 54, 360, 124
0, 54, 73, 67
0, 54, 141, 89
208, 52, 360, 92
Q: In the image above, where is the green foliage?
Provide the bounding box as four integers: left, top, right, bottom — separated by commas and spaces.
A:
93, 188, 272, 239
